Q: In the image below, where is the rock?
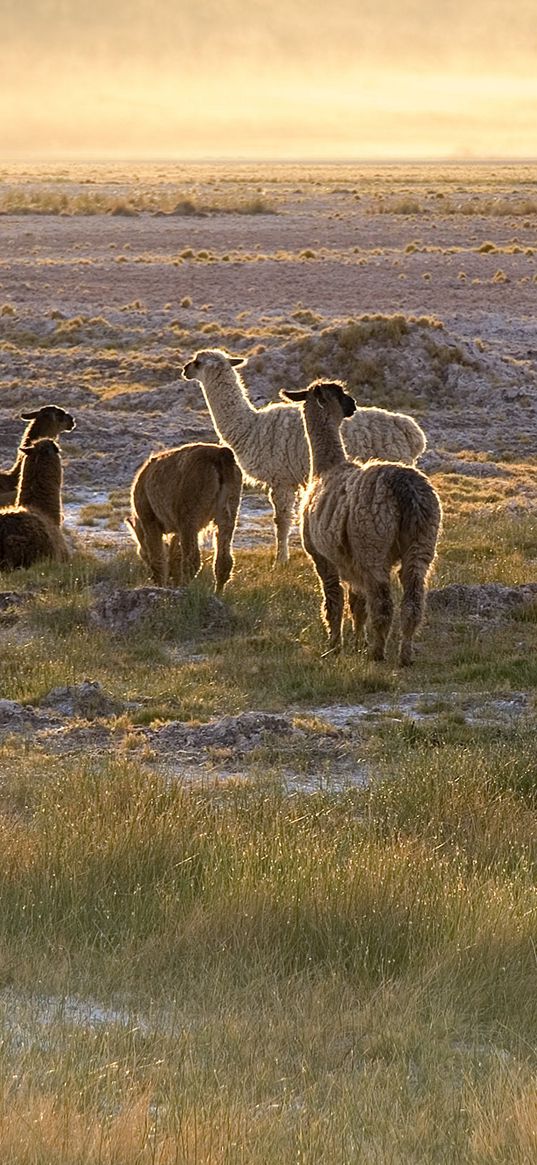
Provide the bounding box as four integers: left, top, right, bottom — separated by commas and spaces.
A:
89, 586, 234, 636
40, 680, 124, 719
0, 699, 58, 734
0, 591, 29, 612
0, 699, 36, 727
152, 711, 293, 753
428, 582, 537, 620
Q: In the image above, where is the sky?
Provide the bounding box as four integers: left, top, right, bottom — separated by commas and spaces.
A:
2, 0, 537, 160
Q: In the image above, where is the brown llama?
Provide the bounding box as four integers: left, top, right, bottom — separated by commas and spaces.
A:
282, 382, 442, 667
0, 405, 76, 507
0, 438, 70, 570
127, 442, 242, 592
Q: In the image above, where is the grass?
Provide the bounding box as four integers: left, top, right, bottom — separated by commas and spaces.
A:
0, 527, 536, 1158
0, 731, 536, 1160
0, 189, 277, 217
2, 498, 537, 717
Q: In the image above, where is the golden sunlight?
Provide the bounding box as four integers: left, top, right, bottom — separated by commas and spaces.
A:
2, 1, 536, 159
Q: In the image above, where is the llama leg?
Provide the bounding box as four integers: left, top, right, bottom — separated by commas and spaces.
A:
168, 535, 183, 586
269, 486, 295, 566
319, 564, 345, 655
302, 517, 344, 653
178, 528, 202, 585
348, 588, 367, 649
141, 524, 168, 587
364, 579, 393, 662
398, 561, 427, 667
213, 523, 234, 593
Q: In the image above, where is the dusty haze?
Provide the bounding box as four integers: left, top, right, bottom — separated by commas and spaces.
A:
2, 0, 537, 159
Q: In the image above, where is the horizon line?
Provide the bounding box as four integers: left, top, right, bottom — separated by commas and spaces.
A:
4, 154, 537, 166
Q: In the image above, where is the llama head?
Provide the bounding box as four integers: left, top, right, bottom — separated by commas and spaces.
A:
281, 381, 357, 424
182, 349, 246, 380
20, 404, 76, 434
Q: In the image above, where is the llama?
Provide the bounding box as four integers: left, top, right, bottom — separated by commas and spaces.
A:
0, 438, 70, 570
181, 349, 426, 565
0, 405, 76, 507
281, 382, 442, 666
127, 442, 242, 592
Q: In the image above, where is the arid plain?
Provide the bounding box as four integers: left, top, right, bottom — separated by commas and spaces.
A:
0, 162, 537, 1163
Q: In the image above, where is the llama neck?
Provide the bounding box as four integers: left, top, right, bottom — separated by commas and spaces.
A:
303, 407, 348, 478
2, 420, 41, 483
22, 419, 39, 442
2, 419, 40, 482
201, 367, 256, 448
17, 461, 62, 525
1, 451, 24, 484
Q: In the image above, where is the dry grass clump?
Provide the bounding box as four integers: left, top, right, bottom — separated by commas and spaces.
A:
250, 313, 479, 409
374, 198, 423, 215
291, 307, 323, 327
452, 197, 537, 216
0, 188, 277, 217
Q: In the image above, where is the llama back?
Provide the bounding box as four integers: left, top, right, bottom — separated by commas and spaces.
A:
136, 444, 239, 527
343, 406, 426, 465
0, 508, 69, 569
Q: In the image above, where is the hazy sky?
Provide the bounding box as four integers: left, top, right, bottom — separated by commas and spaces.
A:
3, 0, 537, 159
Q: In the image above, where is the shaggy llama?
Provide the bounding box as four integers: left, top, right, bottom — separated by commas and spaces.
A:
282, 382, 442, 666
127, 442, 242, 592
0, 405, 76, 507
0, 438, 70, 570
182, 349, 426, 564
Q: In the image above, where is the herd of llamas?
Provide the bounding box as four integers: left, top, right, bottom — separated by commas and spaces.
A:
0, 349, 442, 666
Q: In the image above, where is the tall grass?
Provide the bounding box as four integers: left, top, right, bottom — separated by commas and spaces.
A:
0, 734, 536, 1161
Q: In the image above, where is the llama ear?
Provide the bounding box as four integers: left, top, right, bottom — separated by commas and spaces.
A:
280, 388, 308, 403
20, 409, 39, 420
229, 357, 246, 367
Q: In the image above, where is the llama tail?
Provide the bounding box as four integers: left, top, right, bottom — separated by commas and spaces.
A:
215, 446, 239, 483
387, 467, 441, 555
389, 472, 440, 665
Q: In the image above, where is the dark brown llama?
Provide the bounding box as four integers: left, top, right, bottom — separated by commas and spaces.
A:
127, 442, 242, 592
0, 438, 70, 570
0, 405, 75, 507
